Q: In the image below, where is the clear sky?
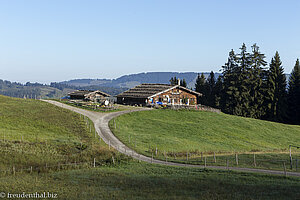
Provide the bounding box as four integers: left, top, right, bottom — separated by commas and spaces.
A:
0, 0, 300, 83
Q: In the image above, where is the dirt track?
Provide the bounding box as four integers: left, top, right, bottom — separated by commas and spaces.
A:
44, 100, 300, 177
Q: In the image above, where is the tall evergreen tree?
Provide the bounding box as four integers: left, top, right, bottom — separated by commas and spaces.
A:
206, 71, 216, 107
235, 43, 252, 117
180, 79, 187, 87
195, 73, 207, 105
287, 59, 300, 124
221, 49, 239, 114
221, 43, 267, 118
247, 44, 268, 118
214, 76, 223, 109
265, 52, 287, 122
169, 77, 178, 85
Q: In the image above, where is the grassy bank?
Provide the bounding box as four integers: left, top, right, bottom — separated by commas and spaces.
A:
1, 161, 299, 200
109, 109, 300, 170
0, 95, 123, 172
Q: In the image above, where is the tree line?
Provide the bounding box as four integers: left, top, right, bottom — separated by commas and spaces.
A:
195, 43, 300, 125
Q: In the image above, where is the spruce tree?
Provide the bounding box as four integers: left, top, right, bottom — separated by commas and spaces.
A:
247, 44, 267, 118
287, 59, 300, 124
180, 79, 187, 87
206, 71, 216, 107
169, 77, 178, 85
265, 52, 287, 122
221, 49, 239, 114
214, 76, 223, 109
235, 43, 252, 117
195, 73, 207, 105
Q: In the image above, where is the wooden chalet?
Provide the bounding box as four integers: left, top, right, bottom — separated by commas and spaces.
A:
85, 90, 111, 102
116, 83, 201, 106
68, 90, 92, 100
68, 90, 111, 103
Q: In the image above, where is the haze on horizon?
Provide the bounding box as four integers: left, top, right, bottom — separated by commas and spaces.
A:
0, 0, 300, 84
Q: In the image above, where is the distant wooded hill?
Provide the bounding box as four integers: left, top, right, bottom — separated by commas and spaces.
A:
60, 72, 221, 89
0, 71, 290, 99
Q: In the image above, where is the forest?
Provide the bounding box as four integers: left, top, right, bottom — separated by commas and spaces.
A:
195, 43, 300, 125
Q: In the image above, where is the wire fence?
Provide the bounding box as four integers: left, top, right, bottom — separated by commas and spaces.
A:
0, 156, 124, 176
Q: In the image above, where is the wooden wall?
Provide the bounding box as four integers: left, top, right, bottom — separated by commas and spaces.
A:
150, 88, 197, 105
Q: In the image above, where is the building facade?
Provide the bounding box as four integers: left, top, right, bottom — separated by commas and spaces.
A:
117, 84, 201, 106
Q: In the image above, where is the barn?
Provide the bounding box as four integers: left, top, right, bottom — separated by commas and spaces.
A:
68, 90, 111, 103
116, 83, 201, 106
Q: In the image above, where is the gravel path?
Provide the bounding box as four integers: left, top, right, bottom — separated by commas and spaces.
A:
44, 100, 300, 177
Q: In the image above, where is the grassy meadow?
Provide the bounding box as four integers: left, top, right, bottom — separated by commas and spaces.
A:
0, 95, 121, 172
1, 161, 300, 200
109, 109, 300, 170
1, 95, 299, 199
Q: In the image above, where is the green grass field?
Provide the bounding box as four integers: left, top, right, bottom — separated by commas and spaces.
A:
109, 109, 300, 170
1, 161, 300, 200
1, 95, 299, 199
0, 95, 121, 172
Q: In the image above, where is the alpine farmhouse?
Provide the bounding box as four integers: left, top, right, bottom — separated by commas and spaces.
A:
116, 83, 201, 106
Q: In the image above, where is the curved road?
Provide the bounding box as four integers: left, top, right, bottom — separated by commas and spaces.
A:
44, 100, 300, 177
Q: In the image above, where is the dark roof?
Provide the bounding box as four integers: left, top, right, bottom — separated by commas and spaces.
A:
68, 90, 93, 96
116, 83, 201, 98
86, 90, 111, 97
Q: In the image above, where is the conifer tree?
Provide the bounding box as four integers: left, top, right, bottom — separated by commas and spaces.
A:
214, 76, 223, 109
195, 73, 207, 105
180, 79, 187, 87
169, 77, 178, 85
287, 59, 300, 124
206, 71, 216, 107
235, 43, 252, 116
221, 49, 239, 114
247, 44, 267, 118
265, 52, 287, 122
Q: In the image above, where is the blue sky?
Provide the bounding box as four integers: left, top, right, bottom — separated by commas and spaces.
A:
0, 0, 300, 83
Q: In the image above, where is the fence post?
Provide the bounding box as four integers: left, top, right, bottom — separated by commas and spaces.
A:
93, 158, 96, 168
283, 162, 287, 177
155, 147, 158, 156
13, 166, 15, 175
204, 157, 207, 167
151, 153, 153, 163
289, 145, 293, 170
201, 152, 203, 161
112, 156, 115, 165
253, 153, 256, 167
30, 166, 33, 173
214, 152, 216, 163
226, 159, 229, 170
235, 153, 238, 165
296, 159, 298, 171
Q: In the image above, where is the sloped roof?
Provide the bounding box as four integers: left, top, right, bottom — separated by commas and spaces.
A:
116, 83, 201, 98
68, 90, 92, 96
85, 90, 110, 98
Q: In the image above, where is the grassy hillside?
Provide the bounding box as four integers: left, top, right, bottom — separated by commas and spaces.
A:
110, 110, 300, 153
1, 95, 299, 199
1, 161, 300, 200
0, 95, 119, 171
